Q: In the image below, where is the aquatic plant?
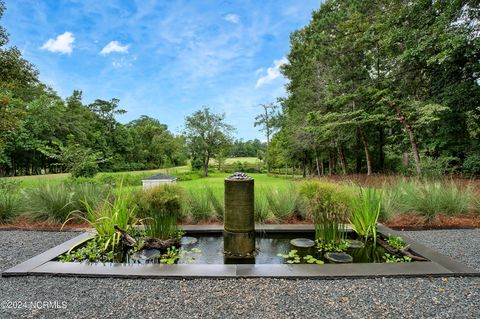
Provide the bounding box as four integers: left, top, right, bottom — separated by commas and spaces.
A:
383, 253, 412, 263
350, 187, 382, 243
386, 235, 406, 250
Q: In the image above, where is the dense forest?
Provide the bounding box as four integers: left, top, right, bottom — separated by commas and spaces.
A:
269, 0, 480, 176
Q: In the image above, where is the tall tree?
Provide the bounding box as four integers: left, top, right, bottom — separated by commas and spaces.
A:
254, 102, 278, 173
184, 107, 234, 176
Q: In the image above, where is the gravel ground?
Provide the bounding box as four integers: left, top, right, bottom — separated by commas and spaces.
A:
0, 229, 479, 319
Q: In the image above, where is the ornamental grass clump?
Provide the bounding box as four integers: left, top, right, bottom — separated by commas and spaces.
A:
64, 185, 138, 255
137, 185, 182, 240
350, 187, 382, 244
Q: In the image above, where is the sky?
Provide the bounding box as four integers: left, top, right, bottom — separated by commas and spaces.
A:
3, 0, 320, 140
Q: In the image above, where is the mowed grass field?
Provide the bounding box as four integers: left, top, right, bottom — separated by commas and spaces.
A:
6, 166, 191, 188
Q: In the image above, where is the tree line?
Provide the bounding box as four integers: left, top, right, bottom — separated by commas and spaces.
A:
268, 0, 480, 177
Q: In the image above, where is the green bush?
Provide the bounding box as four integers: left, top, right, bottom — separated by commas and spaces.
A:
254, 188, 274, 223
299, 181, 354, 219
205, 186, 224, 220
463, 154, 480, 177
382, 179, 472, 221
25, 184, 76, 222
0, 179, 22, 221
137, 185, 182, 239
183, 188, 214, 222
24, 182, 109, 223
263, 184, 301, 221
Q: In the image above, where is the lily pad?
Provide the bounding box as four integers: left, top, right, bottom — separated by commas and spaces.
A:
324, 252, 353, 263
290, 238, 315, 248
346, 239, 364, 249
181, 236, 198, 246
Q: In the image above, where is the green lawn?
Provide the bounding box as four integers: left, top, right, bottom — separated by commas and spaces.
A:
179, 172, 295, 191
6, 166, 190, 188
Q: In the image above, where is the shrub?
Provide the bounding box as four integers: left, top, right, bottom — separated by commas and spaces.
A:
137, 185, 182, 238
25, 184, 76, 222
463, 153, 480, 177
382, 179, 472, 221
264, 184, 300, 221
183, 188, 214, 222
65, 187, 138, 255
205, 186, 224, 220
255, 188, 274, 223
299, 181, 354, 219
0, 179, 22, 222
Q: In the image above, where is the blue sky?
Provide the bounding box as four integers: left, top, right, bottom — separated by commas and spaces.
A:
3, 0, 320, 140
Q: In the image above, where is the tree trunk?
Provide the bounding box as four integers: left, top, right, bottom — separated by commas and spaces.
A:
320, 158, 325, 176
302, 152, 307, 178
314, 150, 321, 176
337, 145, 347, 175
328, 151, 334, 175
359, 128, 372, 176
390, 103, 421, 175
356, 128, 362, 173
379, 127, 385, 172
203, 155, 209, 177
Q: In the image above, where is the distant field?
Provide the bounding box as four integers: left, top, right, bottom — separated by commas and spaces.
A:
5, 166, 190, 188
210, 157, 262, 165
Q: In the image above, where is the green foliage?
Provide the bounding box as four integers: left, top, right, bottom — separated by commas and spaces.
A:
254, 189, 273, 223
25, 184, 75, 222
383, 253, 412, 263
463, 154, 480, 177
303, 255, 324, 264
184, 188, 214, 222
183, 106, 234, 176
205, 186, 224, 220
277, 249, 301, 264
0, 178, 21, 221
65, 187, 138, 255
315, 240, 349, 253
350, 188, 382, 243
137, 185, 182, 240
263, 184, 300, 220
299, 181, 353, 219
59, 237, 115, 263
386, 235, 406, 250
382, 179, 473, 221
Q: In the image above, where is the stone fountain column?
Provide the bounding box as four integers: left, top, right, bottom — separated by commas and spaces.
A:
223, 172, 255, 259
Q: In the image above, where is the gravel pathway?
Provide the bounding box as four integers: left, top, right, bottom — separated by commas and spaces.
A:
0, 229, 479, 319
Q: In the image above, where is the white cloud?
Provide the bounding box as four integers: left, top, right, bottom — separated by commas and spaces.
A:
255, 57, 288, 88
100, 41, 130, 55
41, 32, 75, 54
224, 13, 240, 24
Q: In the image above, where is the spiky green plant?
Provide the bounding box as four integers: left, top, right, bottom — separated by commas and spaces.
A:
205, 186, 224, 220
26, 184, 75, 222
264, 184, 299, 221
184, 188, 213, 222
254, 188, 274, 223
64, 185, 138, 254
0, 190, 21, 221
350, 187, 382, 243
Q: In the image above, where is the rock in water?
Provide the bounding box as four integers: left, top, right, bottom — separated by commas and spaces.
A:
290, 238, 315, 248
324, 252, 353, 263
346, 239, 364, 249
181, 236, 198, 246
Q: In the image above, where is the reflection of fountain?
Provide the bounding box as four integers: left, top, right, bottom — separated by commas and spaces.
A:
223, 172, 255, 262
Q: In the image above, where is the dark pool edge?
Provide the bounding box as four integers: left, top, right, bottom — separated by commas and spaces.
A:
3, 225, 479, 279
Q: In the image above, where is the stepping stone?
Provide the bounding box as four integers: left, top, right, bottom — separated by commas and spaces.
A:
346, 239, 364, 249
290, 238, 315, 248
324, 252, 353, 263
181, 236, 198, 246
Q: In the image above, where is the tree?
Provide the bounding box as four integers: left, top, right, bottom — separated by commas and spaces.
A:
184, 107, 234, 176
254, 102, 278, 173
